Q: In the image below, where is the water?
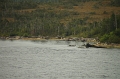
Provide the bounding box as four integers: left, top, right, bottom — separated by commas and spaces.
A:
0, 40, 120, 79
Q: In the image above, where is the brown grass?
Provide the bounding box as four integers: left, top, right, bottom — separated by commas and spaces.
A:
17, 9, 36, 13
2, 17, 15, 22
61, 0, 120, 23
4, 0, 120, 24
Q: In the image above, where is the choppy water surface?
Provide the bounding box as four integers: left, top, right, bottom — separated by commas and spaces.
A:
0, 40, 120, 79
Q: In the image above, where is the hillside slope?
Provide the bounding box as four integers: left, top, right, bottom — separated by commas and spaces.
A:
2, 0, 120, 24
0, 0, 120, 43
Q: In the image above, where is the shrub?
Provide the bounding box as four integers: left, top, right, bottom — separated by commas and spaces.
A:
103, 11, 108, 14
100, 32, 120, 43
100, 34, 109, 43
89, 12, 96, 15
114, 29, 120, 37
108, 34, 120, 43
23, 33, 29, 37
93, 4, 99, 9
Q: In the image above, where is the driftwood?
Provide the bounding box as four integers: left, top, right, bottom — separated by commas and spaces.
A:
85, 43, 106, 48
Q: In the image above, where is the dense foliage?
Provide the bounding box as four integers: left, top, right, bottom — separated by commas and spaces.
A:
111, 0, 120, 7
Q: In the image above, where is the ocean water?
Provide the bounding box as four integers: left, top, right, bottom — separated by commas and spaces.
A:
0, 40, 120, 79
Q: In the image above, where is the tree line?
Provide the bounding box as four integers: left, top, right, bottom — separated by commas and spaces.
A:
0, 0, 120, 43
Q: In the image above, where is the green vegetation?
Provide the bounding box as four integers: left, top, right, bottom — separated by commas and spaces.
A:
0, 0, 120, 43
111, 0, 120, 7
85, 13, 120, 43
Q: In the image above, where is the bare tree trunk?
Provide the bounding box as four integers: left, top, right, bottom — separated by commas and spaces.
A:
115, 13, 117, 30
5, 3, 7, 10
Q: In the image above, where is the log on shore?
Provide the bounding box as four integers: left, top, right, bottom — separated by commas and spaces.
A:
85, 43, 106, 48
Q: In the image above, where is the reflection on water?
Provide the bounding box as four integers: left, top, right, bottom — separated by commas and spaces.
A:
0, 40, 120, 79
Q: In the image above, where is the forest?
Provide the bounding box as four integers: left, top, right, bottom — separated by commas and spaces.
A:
0, 0, 120, 43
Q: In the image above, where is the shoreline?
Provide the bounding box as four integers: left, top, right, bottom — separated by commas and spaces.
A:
0, 36, 120, 49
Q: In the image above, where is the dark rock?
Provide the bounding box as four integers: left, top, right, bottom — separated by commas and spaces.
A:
85, 43, 106, 48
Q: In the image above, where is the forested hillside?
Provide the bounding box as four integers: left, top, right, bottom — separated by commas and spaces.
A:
0, 0, 120, 43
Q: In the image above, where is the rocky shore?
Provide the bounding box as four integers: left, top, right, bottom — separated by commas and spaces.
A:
0, 36, 120, 48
